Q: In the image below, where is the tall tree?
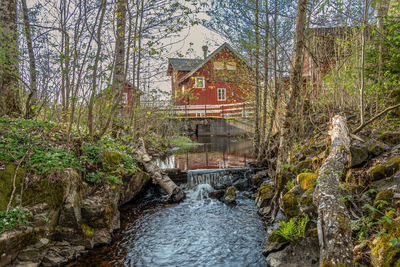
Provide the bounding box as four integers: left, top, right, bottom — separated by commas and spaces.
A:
21, 0, 38, 118
0, 0, 21, 116
360, 0, 369, 126
254, 0, 261, 157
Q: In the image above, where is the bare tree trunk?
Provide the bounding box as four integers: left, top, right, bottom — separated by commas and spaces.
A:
276, 0, 307, 172
258, 0, 269, 161
360, 0, 368, 125
21, 0, 38, 118
265, 0, 279, 153
0, 0, 21, 116
88, 0, 106, 137
253, 0, 261, 157
313, 115, 353, 266
110, 0, 127, 134
135, 138, 185, 202
376, 0, 390, 114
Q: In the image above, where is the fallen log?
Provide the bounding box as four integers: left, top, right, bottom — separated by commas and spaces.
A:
134, 138, 185, 202
313, 115, 353, 266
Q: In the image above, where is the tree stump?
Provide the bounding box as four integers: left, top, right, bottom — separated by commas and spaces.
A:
135, 138, 185, 202
313, 115, 353, 266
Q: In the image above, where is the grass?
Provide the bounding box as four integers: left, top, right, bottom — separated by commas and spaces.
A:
168, 136, 199, 149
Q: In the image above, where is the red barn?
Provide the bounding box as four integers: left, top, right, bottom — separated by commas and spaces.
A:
121, 83, 141, 115
167, 43, 254, 117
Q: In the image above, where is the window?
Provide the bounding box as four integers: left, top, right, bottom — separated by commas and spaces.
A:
227, 62, 237, 70
122, 92, 128, 105
217, 88, 226, 101
214, 62, 224, 70
182, 85, 185, 93
195, 77, 205, 88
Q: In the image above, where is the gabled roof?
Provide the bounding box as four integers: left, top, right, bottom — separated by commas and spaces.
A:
168, 58, 203, 73
177, 42, 251, 85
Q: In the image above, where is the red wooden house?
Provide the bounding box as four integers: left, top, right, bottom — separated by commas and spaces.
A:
167, 43, 254, 117
121, 83, 141, 115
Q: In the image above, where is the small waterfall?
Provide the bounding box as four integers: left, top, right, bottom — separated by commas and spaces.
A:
186, 184, 214, 201
186, 168, 251, 188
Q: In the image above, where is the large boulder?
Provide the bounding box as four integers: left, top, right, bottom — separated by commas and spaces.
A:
119, 168, 150, 205
350, 145, 368, 167
102, 151, 122, 171
0, 164, 25, 210
368, 156, 400, 181
264, 238, 319, 267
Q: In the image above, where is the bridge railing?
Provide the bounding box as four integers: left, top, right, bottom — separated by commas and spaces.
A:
166, 102, 255, 118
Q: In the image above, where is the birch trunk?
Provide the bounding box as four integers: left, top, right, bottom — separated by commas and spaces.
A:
253, 0, 261, 157
135, 138, 185, 202
313, 115, 353, 266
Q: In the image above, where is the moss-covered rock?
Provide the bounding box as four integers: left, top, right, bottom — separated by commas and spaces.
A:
369, 164, 390, 181
23, 177, 66, 209
350, 145, 369, 167
255, 182, 274, 208
81, 224, 94, 238
102, 151, 122, 171
282, 191, 300, 218
367, 140, 388, 157
0, 164, 25, 210
378, 131, 400, 146
252, 170, 268, 187
295, 159, 313, 174
120, 168, 150, 205
372, 190, 394, 219
369, 156, 400, 182
297, 173, 317, 191
370, 219, 400, 267
223, 186, 236, 204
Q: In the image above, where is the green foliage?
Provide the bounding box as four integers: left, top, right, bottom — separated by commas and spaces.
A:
28, 147, 83, 175
284, 179, 296, 191
274, 216, 310, 243
0, 208, 32, 233
86, 171, 104, 184
349, 216, 375, 241
107, 175, 121, 184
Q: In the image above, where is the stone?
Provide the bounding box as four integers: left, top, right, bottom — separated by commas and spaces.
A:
120, 168, 150, 205
296, 173, 317, 191
369, 156, 400, 182
350, 145, 368, 167
367, 140, 388, 156
282, 191, 300, 218
255, 182, 275, 208
295, 159, 313, 174
94, 229, 112, 245
0, 164, 25, 210
102, 151, 122, 171
252, 170, 269, 186
223, 186, 236, 205
265, 238, 319, 267
232, 178, 249, 191
378, 131, 400, 146
370, 218, 400, 266
209, 190, 224, 200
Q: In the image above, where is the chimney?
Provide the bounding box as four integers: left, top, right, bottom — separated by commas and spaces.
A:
202, 45, 208, 59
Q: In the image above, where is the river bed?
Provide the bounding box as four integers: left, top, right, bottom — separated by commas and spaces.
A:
68, 137, 267, 266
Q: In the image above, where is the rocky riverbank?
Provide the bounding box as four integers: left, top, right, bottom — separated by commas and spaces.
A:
0, 165, 150, 266
251, 125, 400, 266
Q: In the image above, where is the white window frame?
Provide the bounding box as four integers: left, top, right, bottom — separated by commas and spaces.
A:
122, 92, 128, 105
182, 85, 185, 93
195, 77, 205, 88
227, 62, 237, 71
213, 62, 224, 70
217, 88, 226, 101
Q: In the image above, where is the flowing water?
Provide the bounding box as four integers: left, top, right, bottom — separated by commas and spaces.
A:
69, 137, 267, 266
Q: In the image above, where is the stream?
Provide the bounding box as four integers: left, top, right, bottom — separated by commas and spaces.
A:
69, 137, 267, 266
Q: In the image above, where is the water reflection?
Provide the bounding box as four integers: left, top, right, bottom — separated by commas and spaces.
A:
161, 136, 254, 170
